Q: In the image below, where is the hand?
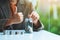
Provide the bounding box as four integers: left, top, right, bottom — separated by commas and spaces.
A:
5, 12, 24, 26
11, 12, 24, 24
28, 11, 39, 25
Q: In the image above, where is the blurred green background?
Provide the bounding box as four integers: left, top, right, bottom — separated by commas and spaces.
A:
32, 0, 60, 35
35, 6, 60, 35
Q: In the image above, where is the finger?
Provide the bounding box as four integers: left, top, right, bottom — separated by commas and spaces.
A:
17, 12, 24, 23
14, 7, 17, 14
28, 11, 35, 18
18, 12, 23, 17
33, 12, 39, 19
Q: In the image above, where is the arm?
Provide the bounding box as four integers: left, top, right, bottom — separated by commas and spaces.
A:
5, 2, 24, 27
28, 11, 44, 31
5, 12, 24, 26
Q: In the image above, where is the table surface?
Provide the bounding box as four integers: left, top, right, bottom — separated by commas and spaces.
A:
0, 30, 60, 40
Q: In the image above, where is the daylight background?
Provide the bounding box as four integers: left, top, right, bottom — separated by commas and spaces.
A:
33, 0, 60, 35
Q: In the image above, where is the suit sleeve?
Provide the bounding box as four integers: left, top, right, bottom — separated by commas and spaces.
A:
0, 8, 8, 32
0, 7, 8, 26
33, 20, 44, 31
0, 2, 11, 32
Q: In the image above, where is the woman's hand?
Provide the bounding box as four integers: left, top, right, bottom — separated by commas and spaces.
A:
28, 11, 39, 25
11, 12, 24, 24
5, 12, 24, 26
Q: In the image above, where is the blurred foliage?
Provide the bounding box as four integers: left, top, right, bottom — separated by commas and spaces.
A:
50, 6, 53, 17
57, 6, 60, 18
50, 18, 60, 35
36, 6, 60, 35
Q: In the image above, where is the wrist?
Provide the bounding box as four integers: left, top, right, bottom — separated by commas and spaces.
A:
33, 20, 38, 26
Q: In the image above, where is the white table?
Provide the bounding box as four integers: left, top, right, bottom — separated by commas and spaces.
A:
0, 30, 60, 40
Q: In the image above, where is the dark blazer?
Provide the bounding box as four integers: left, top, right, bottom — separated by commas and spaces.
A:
0, 0, 11, 32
